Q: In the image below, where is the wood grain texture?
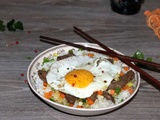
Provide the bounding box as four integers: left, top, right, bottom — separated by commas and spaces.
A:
0, 0, 160, 120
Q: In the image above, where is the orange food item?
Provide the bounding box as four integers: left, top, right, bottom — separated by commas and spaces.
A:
109, 89, 115, 95
60, 92, 65, 99
44, 91, 53, 99
122, 85, 129, 90
43, 81, 48, 87
144, 8, 160, 39
128, 87, 134, 94
69, 103, 74, 107
87, 53, 94, 57
87, 98, 94, 105
156, 26, 160, 39
122, 86, 134, 94
97, 90, 103, 95
65, 69, 94, 88
123, 66, 130, 71
76, 105, 83, 108
113, 57, 119, 61
120, 71, 124, 76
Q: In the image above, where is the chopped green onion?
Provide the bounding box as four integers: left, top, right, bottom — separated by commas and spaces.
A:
146, 57, 152, 62
50, 97, 55, 102
7, 19, 24, 31
14, 21, 23, 30
42, 57, 54, 64
43, 57, 49, 62
26, 56, 32, 60
0, 20, 5, 31
68, 49, 74, 54
81, 98, 86, 103
0, 19, 24, 32
7, 19, 16, 31
51, 87, 55, 91
131, 50, 144, 60
121, 99, 124, 102
78, 48, 84, 51
115, 87, 121, 94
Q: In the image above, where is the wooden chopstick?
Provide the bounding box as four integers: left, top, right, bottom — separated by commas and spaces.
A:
40, 36, 160, 69
39, 35, 160, 91
73, 26, 160, 91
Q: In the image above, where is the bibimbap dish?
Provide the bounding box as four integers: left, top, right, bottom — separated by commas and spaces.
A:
27, 43, 140, 116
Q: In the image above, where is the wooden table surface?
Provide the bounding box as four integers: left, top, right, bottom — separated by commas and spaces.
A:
0, 0, 160, 120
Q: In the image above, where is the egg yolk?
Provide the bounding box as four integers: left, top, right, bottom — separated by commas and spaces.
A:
65, 69, 94, 88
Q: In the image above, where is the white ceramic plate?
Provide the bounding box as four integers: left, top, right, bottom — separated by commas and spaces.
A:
27, 43, 140, 116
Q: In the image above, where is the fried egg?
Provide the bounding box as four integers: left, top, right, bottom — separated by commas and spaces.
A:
46, 52, 121, 98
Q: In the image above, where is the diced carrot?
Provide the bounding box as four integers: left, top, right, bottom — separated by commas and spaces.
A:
76, 105, 83, 108
60, 92, 65, 99
44, 91, 53, 99
128, 87, 134, 94
69, 103, 74, 107
87, 98, 94, 105
97, 90, 103, 95
113, 57, 119, 61
120, 71, 124, 76
122, 85, 129, 90
87, 53, 94, 57
109, 89, 115, 95
43, 81, 48, 87
123, 66, 130, 71
122, 86, 134, 94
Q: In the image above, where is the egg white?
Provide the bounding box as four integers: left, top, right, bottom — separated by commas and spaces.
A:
46, 52, 122, 98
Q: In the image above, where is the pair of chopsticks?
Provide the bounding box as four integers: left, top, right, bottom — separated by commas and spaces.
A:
40, 26, 160, 91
